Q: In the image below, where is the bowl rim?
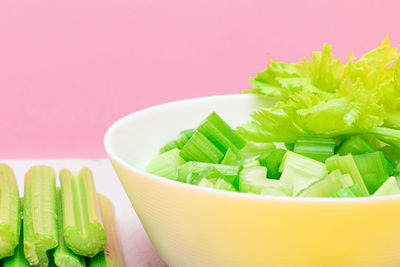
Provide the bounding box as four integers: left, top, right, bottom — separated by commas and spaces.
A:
104, 94, 400, 204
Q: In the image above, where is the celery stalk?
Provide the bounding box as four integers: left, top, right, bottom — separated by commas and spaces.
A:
334, 185, 366, 197
160, 134, 188, 153
88, 194, 125, 267
293, 136, 335, 162
239, 167, 289, 196
23, 166, 58, 267
373, 176, 400, 196
0, 164, 21, 259
146, 148, 185, 180
180, 131, 224, 163
336, 136, 375, 156
237, 142, 276, 161
53, 189, 85, 267
258, 149, 286, 179
60, 168, 106, 257
3, 217, 30, 267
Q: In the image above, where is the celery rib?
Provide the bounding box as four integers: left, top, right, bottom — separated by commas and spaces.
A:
54, 189, 85, 267
0, 164, 20, 259
60, 168, 106, 258
3, 217, 30, 267
23, 166, 58, 267
88, 194, 125, 267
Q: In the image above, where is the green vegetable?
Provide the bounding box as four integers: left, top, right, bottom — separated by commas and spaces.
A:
88, 194, 125, 267
60, 168, 106, 257
258, 149, 286, 179
239, 167, 289, 196
353, 151, 390, 194
373, 176, 400, 196
53, 189, 85, 267
293, 136, 335, 162
197, 112, 246, 154
220, 148, 238, 165
3, 218, 30, 267
189, 167, 224, 185
180, 128, 195, 139
325, 154, 370, 196
240, 37, 400, 143
160, 134, 189, 154
279, 151, 328, 196
180, 131, 224, 163
146, 148, 185, 180
0, 164, 21, 259
23, 166, 58, 267
198, 178, 236, 192
298, 170, 354, 197
336, 136, 375, 156
237, 141, 276, 161
334, 185, 366, 198
178, 162, 239, 184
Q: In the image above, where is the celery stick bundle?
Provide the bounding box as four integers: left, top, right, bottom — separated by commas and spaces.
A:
0, 164, 124, 267
146, 111, 400, 198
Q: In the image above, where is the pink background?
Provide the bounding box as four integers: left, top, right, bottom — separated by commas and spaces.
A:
1, 0, 400, 158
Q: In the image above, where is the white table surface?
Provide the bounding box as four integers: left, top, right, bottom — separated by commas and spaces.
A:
2, 158, 167, 267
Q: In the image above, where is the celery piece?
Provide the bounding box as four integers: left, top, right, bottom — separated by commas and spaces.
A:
382, 145, 400, 175
294, 136, 336, 162
197, 112, 246, 154
221, 148, 238, 165
188, 162, 239, 184
237, 141, 276, 161
279, 151, 328, 196
23, 166, 58, 267
368, 127, 400, 149
239, 167, 289, 196
373, 176, 400, 196
189, 167, 224, 185
297, 170, 354, 197
284, 143, 295, 151
88, 194, 125, 267
180, 128, 195, 139
60, 168, 106, 257
336, 136, 375, 156
3, 218, 30, 267
258, 149, 286, 179
214, 178, 236, 192
54, 189, 85, 267
146, 148, 185, 180
160, 134, 189, 154
0, 164, 20, 259
242, 160, 261, 169
197, 178, 215, 189
334, 185, 366, 197
325, 154, 370, 196
353, 151, 389, 194
176, 162, 196, 183
180, 131, 224, 163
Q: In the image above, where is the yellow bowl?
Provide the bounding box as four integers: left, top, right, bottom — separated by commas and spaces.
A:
104, 94, 400, 267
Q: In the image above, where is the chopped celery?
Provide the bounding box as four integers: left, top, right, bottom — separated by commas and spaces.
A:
237, 141, 276, 161
297, 170, 354, 197
284, 143, 295, 151
185, 162, 239, 184
176, 162, 196, 182
160, 134, 188, 154
0, 164, 20, 259
239, 167, 289, 196
293, 136, 335, 162
353, 151, 389, 194
23, 166, 58, 267
54, 189, 85, 267
382, 145, 400, 175
279, 151, 328, 196
334, 185, 366, 197
336, 136, 375, 155
242, 160, 260, 169
146, 148, 185, 180
197, 178, 215, 189
3, 218, 30, 267
325, 154, 370, 196
221, 148, 238, 165
214, 178, 236, 191
368, 127, 400, 149
373, 176, 400, 196
180, 128, 195, 139
180, 131, 224, 163
197, 112, 246, 154
60, 168, 106, 257
258, 149, 286, 179
88, 194, 125, 267
189, 167, 224, 185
